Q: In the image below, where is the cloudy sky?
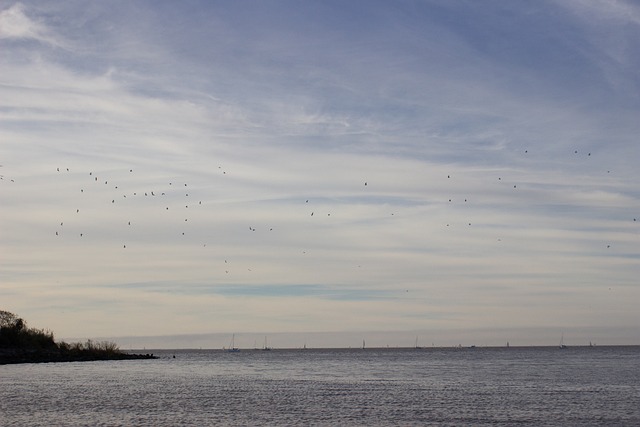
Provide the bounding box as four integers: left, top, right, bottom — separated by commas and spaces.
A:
1, 0, 639, 348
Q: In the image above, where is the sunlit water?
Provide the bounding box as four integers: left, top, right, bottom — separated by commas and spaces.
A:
2, 346, 639, 426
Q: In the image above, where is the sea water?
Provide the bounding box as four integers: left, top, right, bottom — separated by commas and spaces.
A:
1, 346, 639, 426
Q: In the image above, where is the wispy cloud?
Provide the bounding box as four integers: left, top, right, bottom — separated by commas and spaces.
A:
0, 2, 68, 48
1, 1, 639, 345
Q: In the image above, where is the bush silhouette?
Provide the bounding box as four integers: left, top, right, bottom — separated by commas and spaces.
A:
1, 310, 153, 364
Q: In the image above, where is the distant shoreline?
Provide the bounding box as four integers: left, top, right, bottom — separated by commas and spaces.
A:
139, 344, 640, 352
0, 348, 157, 365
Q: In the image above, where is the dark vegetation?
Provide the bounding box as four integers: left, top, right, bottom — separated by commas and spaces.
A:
0, 310, 155, 364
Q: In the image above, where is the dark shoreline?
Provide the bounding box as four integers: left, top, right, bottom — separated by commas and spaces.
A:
0, 348, 157, 365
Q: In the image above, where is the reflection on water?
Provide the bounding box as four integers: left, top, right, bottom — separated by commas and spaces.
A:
1, 346, 639, 426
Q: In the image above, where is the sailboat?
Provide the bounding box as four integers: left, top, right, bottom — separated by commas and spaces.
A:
559, 333, 567, 349
227, 334, 240, 352
262, 336, 272, 351
414, 336, 422, 349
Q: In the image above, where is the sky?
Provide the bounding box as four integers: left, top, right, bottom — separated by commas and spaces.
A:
1, 0, 639, 348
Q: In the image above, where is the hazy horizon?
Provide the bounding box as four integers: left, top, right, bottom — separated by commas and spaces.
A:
66, 325, 640, 350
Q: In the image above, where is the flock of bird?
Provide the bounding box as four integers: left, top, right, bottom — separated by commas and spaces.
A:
2, 147, 637, 279
46, 163, 325, 275
46, 163, 361, 265
52, 167, 213, 241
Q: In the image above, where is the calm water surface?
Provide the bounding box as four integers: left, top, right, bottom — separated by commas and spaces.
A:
1, 346, 639, 426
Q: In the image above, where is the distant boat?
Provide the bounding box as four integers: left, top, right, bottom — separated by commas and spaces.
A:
362, 339, 366, 350
559, 334, 567, 349
227, 334, 240, 352
414, 336, 422, 349
262, 336, 271, 351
